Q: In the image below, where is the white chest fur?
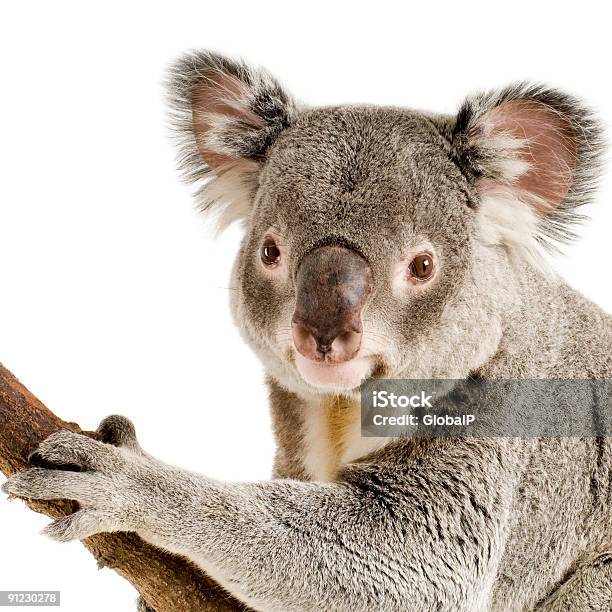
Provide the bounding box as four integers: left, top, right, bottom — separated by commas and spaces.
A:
301, 395, 390, 481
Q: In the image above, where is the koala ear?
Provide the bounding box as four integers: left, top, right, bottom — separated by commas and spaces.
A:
451, 84, 604, 267
167, 51, 299, 231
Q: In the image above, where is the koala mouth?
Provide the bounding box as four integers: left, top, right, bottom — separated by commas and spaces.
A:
293, 352, 375, 391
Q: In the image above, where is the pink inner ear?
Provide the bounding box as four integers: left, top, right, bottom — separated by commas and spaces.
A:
478, 100, 577, 211
191, 71, 265, 170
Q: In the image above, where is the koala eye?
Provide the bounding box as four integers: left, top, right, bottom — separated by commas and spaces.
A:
408, 252, 435, 281
261, 236, 281, 267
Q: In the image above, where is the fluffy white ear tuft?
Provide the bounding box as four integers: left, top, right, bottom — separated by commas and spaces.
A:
166, 51, 299, 231
477, 186, 552, 273
452, 83, 604, 267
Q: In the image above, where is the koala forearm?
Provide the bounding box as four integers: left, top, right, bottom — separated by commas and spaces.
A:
3, 427, 523, 611
137, 477, 401, 610
136, 441, 519, 610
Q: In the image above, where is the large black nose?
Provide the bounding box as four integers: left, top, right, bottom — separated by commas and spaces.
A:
292, 246, 372, 363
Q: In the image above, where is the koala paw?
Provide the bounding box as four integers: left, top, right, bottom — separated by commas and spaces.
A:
2, 416, 150, 542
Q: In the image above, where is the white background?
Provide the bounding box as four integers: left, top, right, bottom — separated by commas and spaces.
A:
0, 2, 610, 610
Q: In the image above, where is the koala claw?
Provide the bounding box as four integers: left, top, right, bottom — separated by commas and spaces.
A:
41, 508, 114, 542
3, 467, 103, 501
2, 416, 149, 541
97, 415, 142, 452
28, 430, 123, 473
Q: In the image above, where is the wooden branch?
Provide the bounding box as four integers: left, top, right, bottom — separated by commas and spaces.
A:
0, 363, 245, 612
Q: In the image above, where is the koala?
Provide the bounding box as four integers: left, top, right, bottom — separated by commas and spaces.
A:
3, 51, 611, 611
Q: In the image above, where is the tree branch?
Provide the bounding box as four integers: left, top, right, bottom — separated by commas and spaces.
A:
0, 363, 245, 612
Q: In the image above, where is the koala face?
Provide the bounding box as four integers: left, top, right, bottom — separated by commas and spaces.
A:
236, 107, 477, 394
167, 52, 602, 397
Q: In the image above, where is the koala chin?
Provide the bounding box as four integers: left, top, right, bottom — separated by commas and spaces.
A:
4, 52, 611, 612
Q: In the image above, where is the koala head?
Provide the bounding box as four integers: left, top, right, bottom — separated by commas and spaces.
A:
167, 52, 603, 398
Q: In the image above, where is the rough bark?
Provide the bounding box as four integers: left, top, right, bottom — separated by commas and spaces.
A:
0, 362, 244, 612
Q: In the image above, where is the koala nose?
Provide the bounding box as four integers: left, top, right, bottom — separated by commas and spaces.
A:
292, 245, 372, 363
